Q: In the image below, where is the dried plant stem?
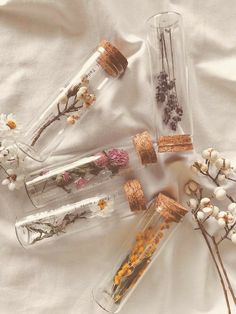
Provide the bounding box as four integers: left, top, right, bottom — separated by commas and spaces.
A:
196, 219, 232, 314
31, 96, 83, 147
212, 236, 236, 305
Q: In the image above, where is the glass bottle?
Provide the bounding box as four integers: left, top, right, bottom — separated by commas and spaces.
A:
146, 12, 193, 153
25, 131, 157, 208
15, 179, 147, 248
93, 193, 188, 313
16, 40, 128, 162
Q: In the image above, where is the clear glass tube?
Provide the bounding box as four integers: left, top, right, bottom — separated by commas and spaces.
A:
15, 179, 147, 248
93, 193, 188, 313
16, 40, 128, 162
25, 131, 158, 208
146, 12, 193, 153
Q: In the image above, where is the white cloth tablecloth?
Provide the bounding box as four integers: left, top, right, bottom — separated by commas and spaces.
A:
0, 1, 236, 313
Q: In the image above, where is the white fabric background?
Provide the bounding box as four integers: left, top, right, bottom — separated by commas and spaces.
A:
0, 1, 236, 313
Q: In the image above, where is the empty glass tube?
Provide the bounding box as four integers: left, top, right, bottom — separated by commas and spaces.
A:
25, 131, 157, 208
15, 179, 147, 248
93, 193, 188, 313
16, 40, 128, 162
146, 12, 193, 153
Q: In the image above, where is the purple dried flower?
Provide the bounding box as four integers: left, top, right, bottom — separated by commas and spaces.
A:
94, 152, 109, 167
106, 149, 129, 168
74, 177, 88, 189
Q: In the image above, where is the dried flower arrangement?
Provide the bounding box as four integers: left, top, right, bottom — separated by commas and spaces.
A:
45, 148, 129, 192
97, 194, 188, 308
155, 29, 183, 131
0, 114, 25, 191
185, 148, 236, 314
31, 76, 96, 147
16, 195, 114, 246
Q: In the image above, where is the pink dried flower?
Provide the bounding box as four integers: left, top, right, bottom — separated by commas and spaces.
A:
107, 149, 129, 168
94, 152, 109, 167
62, 171, 71, 183
74, 177, 88, 189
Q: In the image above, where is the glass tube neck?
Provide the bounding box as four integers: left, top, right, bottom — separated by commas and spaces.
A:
146, 11, 182, 30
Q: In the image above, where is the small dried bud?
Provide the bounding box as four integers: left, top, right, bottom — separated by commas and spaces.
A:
67, 116, 76, 125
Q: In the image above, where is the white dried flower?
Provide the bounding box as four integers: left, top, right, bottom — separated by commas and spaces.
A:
0, 113, 21, 136
214, 187, 227, 200
197, 211, 205, 221
1, 169, 24, 191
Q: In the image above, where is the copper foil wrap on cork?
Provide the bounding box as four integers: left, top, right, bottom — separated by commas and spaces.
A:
158, 134, 193, 153
98, 40, 128, 77
133, 131, 157, 165
155, 193, 188, 223
123, 179, 147, 212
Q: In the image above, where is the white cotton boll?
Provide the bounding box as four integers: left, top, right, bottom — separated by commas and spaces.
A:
210, 150, 219, 162
202, 149, 211, 159
197, 211, 205, 220
228, 203, 236, 212
200, 197, 211, 206
2, 178, 10, 185
189, 198, 198, 209
224, 159, 231, 170
212, 206, 220, 217
218, 174, 226, 182
218, 218, 226, 227
214, 187, 227, 200
215, 158, 224, 170
218, 211, 226, 218
8, 182, 16, 191
231, 233, 236, 244
202, 206, 213, 214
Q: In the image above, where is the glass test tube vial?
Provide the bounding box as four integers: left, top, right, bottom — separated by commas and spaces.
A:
15, 179, 147, 248
93, 193, 188, 313
146, 12, 193, 153
25, 131, 157, 208
17, 40, 128, 162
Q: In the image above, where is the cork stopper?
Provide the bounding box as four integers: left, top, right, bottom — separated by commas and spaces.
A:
155, 193, 188, 223
158, 134, 193, 153
97, 40, 128, 77
123, 179, 147, 212
133, 131, 157, 165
